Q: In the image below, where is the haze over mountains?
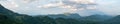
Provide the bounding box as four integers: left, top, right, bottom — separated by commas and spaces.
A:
0, 0, 120, 24
1, 4, 120, 24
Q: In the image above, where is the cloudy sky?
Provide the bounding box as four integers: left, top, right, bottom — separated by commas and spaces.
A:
0, 0, 120, 16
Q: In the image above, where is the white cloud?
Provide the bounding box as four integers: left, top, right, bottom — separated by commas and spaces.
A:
69, 0, 95, 4
60, 5, 75, 9
70, 8, 77, 11
22, 0, 37, 3
86, 6, 96, 10
40, 3, 58, 8
78, 8, 85, 10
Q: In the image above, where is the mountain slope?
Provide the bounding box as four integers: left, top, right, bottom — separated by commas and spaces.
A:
103, 15, 120, 24
79, 14, 112, 22
0, 4, 23, 24
0, 4, 16, 15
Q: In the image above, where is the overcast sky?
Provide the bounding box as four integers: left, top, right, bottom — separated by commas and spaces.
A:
0, 0, 120, 16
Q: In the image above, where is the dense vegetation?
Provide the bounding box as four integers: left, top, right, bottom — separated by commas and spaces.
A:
0, 13, 101, 24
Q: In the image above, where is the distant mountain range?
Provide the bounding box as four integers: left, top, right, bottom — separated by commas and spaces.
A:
35, 13, 81, 19
1, 4, 120, 24
80, 15, 112, 21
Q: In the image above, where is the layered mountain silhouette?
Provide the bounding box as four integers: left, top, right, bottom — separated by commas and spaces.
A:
35, 13, 81, 19
1, 4, 120, 24
0, 4, 81, 24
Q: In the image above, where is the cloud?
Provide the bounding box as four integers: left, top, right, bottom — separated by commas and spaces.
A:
22, 0, 37, 3
78, 8, 85, 10
0, 0, 7, 1
39, 0, 96, 11
96, 0, 120, 16
1, 0, 100, 16
68, 0, 95, 4
40, 3, 59, 8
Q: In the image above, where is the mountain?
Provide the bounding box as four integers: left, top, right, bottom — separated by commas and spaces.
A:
0, 4, 82, 24
0, 4, 23, 19
0, 4, 25, 24
102, 15, 120, 24
0, 4, 15, 19
35, 13, 81, 19
0, 4, 17, 15
1, 4, 119, 24
0, 4, 39, 24
81, 15, 112, 21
